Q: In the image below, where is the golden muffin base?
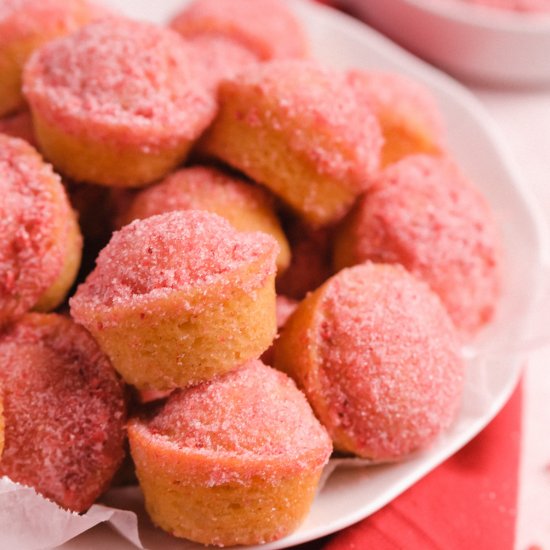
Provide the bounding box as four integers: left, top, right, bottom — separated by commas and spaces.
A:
0, 35, 48, 116
129, 426, 323, 547
34, 207, 83, 312
381, 113, 442, 168
32, 111, 194, 187
119, 172, 291, 273
81, 269, 277, 390
228, 211, 290, 273
213, 194, 290, 273
0, 0, 97, 117
199, 91, 360, 227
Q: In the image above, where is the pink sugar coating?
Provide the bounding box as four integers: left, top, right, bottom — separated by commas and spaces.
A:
223, 60, 383, 190
343, 154, 502, 336
124, 165, 274, 222
347, 70, 446, 145
0, 313, 126, 511
147, 360, 331, 468
23, 18, 217, 150
0, 110, 36, 146
0, 135, 73, 325
186, 35, 259, 92
170, 0, 309, 61
461, 0, 550, 11
314, 263, 465, 461
70, 210, 278, 319
0, 0, 102, 47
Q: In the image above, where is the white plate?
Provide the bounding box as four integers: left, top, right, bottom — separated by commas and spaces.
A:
341, 0, 550, 86
57, 1, 546, 548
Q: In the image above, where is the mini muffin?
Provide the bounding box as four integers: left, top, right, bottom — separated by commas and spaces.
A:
347, 70, 446, 166
0, 135, 82, 327
274, 263, 465, 461
170, 0, 308, 61
0, 109, 36, 146
199, 60, 383, 226
23, 18, 217, 187
333, 154, 502, 337
276, 217, 333, 299
128, 360, 332, 546
118, 165, 291, 272
0, 0, 102, 117
70, 210, 279, 390
0, 313, 126, 512
186, 36, 259, 93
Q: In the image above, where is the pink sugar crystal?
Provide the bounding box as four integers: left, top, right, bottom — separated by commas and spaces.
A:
337, 154, 502, 336
314, 263, 465, 461
0, 313, 126, 512
0, 135, 73, 325
186, 35, 259, 92
123, 165, 273, 221
0, 0, 102, 47
23, 18, 217, 149
222, 59, 383, 191
145, 359, 332, 484
70, 210, 278, 318
170, 0, 309, 61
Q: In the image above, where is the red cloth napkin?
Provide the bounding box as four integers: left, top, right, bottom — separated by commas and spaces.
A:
319, 381, 522, 550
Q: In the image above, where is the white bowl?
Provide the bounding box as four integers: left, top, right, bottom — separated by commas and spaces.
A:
340, 0, 550, 85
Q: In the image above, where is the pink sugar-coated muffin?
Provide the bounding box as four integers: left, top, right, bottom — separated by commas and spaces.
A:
276, 217, 334, 300
461, 0, 550, 12
0, 313, 126, 512
0, 0, 103, 117
333, 154, 502, 337
274, 263, 465, 461
186, 35, 259, 93
170, 0, 309, 61
23, 18, 217, 188
0, 109, 36, 146
70, 210, 279, 390
118, 165, 291, 273
0, 135, 82, 328
199, 60, 383, 226
128, 360, 332, 546
347, 70, 446, 167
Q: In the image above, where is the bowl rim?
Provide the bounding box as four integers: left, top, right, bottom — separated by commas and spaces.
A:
401, 0, 550, 32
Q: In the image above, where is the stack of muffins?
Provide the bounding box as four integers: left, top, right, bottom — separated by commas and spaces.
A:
0, 0, 502, 546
